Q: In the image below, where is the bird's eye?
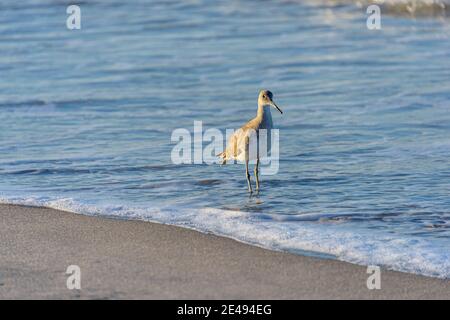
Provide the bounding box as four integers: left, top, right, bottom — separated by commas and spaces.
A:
262, 95, 266, 99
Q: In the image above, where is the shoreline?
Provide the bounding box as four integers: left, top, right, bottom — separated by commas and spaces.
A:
0, 204, 448, 299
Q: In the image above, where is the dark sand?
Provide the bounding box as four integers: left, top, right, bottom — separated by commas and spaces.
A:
0, 204, 448, 299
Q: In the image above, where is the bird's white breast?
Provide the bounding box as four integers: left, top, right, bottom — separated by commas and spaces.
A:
259, 106, 273, 158
260, 106, 273, 130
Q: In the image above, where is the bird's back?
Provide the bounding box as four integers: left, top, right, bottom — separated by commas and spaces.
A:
219, 106, 275, 163
220, 117, 262, 162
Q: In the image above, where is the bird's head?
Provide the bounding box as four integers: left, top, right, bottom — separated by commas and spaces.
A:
258, 90, 283, 114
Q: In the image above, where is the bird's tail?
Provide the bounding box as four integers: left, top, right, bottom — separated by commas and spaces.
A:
217, 151, 227, 165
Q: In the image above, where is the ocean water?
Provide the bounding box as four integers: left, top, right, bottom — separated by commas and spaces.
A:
1, 0, 450, 278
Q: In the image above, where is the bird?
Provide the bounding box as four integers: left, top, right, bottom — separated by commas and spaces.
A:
218, 89, 283, 193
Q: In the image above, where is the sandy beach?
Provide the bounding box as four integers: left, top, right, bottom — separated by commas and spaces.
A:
0, 204, 448, 300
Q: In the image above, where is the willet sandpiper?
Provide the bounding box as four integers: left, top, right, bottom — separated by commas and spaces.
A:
218, 90, 283, 193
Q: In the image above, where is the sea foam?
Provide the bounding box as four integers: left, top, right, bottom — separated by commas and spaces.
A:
1, 194, 448, 279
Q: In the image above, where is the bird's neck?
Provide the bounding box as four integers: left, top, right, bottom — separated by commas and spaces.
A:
257, 103, 272, 120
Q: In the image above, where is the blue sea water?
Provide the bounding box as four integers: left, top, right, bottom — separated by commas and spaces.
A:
0, 0, 449, 278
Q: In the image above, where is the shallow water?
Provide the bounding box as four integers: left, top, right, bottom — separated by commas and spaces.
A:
1, 0, 450, 278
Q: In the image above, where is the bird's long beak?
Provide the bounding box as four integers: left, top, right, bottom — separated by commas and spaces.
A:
270, 100, 283, 114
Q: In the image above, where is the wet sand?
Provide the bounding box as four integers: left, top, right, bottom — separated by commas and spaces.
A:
0, 204, 448, 299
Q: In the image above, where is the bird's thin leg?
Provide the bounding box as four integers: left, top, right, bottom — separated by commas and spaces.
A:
246, 160, 252, 193
245, 136, 252, 193
254, 158, 260, 191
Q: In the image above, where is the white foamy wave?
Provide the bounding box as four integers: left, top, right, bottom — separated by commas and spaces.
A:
308, 0, 450, 16
1, 194, 449, 279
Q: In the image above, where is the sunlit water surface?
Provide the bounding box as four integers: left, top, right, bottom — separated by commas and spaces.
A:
1, 0, 449, 277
